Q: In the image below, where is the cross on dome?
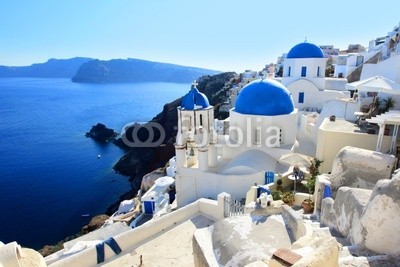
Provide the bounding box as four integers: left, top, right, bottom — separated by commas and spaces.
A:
181, 81, 210, 110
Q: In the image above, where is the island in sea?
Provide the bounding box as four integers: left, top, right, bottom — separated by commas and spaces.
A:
72, 58, 221, 83
0, 57, 220, 83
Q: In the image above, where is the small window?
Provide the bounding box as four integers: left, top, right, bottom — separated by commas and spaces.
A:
199, 114, 203, 126
317, 66, 320, 77
301, 66, 307, 77
288, 66, 291, 77
298, 92, 305, 104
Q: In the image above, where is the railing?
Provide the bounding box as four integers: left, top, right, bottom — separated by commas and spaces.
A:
223, 196, 244, 217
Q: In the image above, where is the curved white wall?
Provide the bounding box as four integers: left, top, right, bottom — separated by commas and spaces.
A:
287, 79, 349, 110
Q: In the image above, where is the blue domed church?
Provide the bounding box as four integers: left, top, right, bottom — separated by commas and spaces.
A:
175, 80, 298, 207
281, 42, 349, 111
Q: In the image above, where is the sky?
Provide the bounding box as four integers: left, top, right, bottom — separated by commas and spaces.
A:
1, 0, 399, 73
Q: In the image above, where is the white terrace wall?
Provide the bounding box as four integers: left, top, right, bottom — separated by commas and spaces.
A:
49, 194, 228, 267
316, 119, 392, 173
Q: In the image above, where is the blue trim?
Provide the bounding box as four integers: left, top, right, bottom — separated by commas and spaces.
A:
96, 237, 122, 264
96, 242, 104, 264
104, 237, 122, 255
323, 184, 332, 198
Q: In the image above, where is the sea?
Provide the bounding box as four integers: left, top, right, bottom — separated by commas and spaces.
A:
0, 78, 189, 250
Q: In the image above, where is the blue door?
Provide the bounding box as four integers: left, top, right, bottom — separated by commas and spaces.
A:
265, 171, 275, 184
144, 201, 155, 214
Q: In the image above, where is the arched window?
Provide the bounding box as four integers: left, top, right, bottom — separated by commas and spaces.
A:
183, 115, 191, 130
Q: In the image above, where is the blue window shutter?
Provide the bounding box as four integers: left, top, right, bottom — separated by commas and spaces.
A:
301, 66, 307, 77
298, 92, 305, 104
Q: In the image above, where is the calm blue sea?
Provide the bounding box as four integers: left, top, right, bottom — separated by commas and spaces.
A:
0, 78, 189, 249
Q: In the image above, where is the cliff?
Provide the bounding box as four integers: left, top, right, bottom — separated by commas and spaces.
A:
72, 58, 221, 83
0, 57, 92, 78
113, 72, 237, 187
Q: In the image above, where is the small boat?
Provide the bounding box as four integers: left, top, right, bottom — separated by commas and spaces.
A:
97, 154, 101, 159
81, 214, 90, 217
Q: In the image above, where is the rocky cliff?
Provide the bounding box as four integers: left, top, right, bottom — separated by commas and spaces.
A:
72, 58, 221, 83
112, 72, 237, 189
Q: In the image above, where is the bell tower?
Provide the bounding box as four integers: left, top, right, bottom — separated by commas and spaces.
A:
175, 81, 217, 171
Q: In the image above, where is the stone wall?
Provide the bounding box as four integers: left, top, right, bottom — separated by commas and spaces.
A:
320, 187, 371, 244
321, 173, 400, 256
329, 146, 395, 193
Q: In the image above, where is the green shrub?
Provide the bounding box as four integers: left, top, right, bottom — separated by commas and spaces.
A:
271, 191, 281, 201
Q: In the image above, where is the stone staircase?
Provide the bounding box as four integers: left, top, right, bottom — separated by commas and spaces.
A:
300, 213, 398, 267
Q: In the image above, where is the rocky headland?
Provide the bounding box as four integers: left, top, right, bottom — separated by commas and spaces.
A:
85, 123, 118, 142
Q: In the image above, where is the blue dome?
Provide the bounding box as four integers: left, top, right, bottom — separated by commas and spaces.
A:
235, 79, 294, 116
181, 85, 210, 110
287, 42, 324, 59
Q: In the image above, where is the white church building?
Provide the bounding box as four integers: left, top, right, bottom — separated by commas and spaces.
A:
280, 42, 350, 112
175, 80, 298, 207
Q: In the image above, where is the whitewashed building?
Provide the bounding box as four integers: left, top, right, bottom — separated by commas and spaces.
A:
175, 80, 298, 207
280, 42, 349, 111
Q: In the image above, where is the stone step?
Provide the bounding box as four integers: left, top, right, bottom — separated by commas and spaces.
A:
339, 255, 370, 267
339, 254, 395, 267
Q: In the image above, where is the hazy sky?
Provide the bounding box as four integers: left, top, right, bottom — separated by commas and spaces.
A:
1, 0, 399, 72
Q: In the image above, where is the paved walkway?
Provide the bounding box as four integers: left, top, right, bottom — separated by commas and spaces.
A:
102, 215, 214, 267
212, 214, 292, 266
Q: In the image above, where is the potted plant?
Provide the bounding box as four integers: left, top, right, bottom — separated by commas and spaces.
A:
301, 158, 322, 213
281, 192, 295, 206
271, 191, 281, 201
302, 177, 315, 213
276, 178, 283, 191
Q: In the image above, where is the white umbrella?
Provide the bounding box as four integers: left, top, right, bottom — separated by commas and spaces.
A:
345, 76, 400, 93
347, 76, 400, 121
278, 153, 312, 168
346, 76, 400, 105
279, 153, 311, 193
